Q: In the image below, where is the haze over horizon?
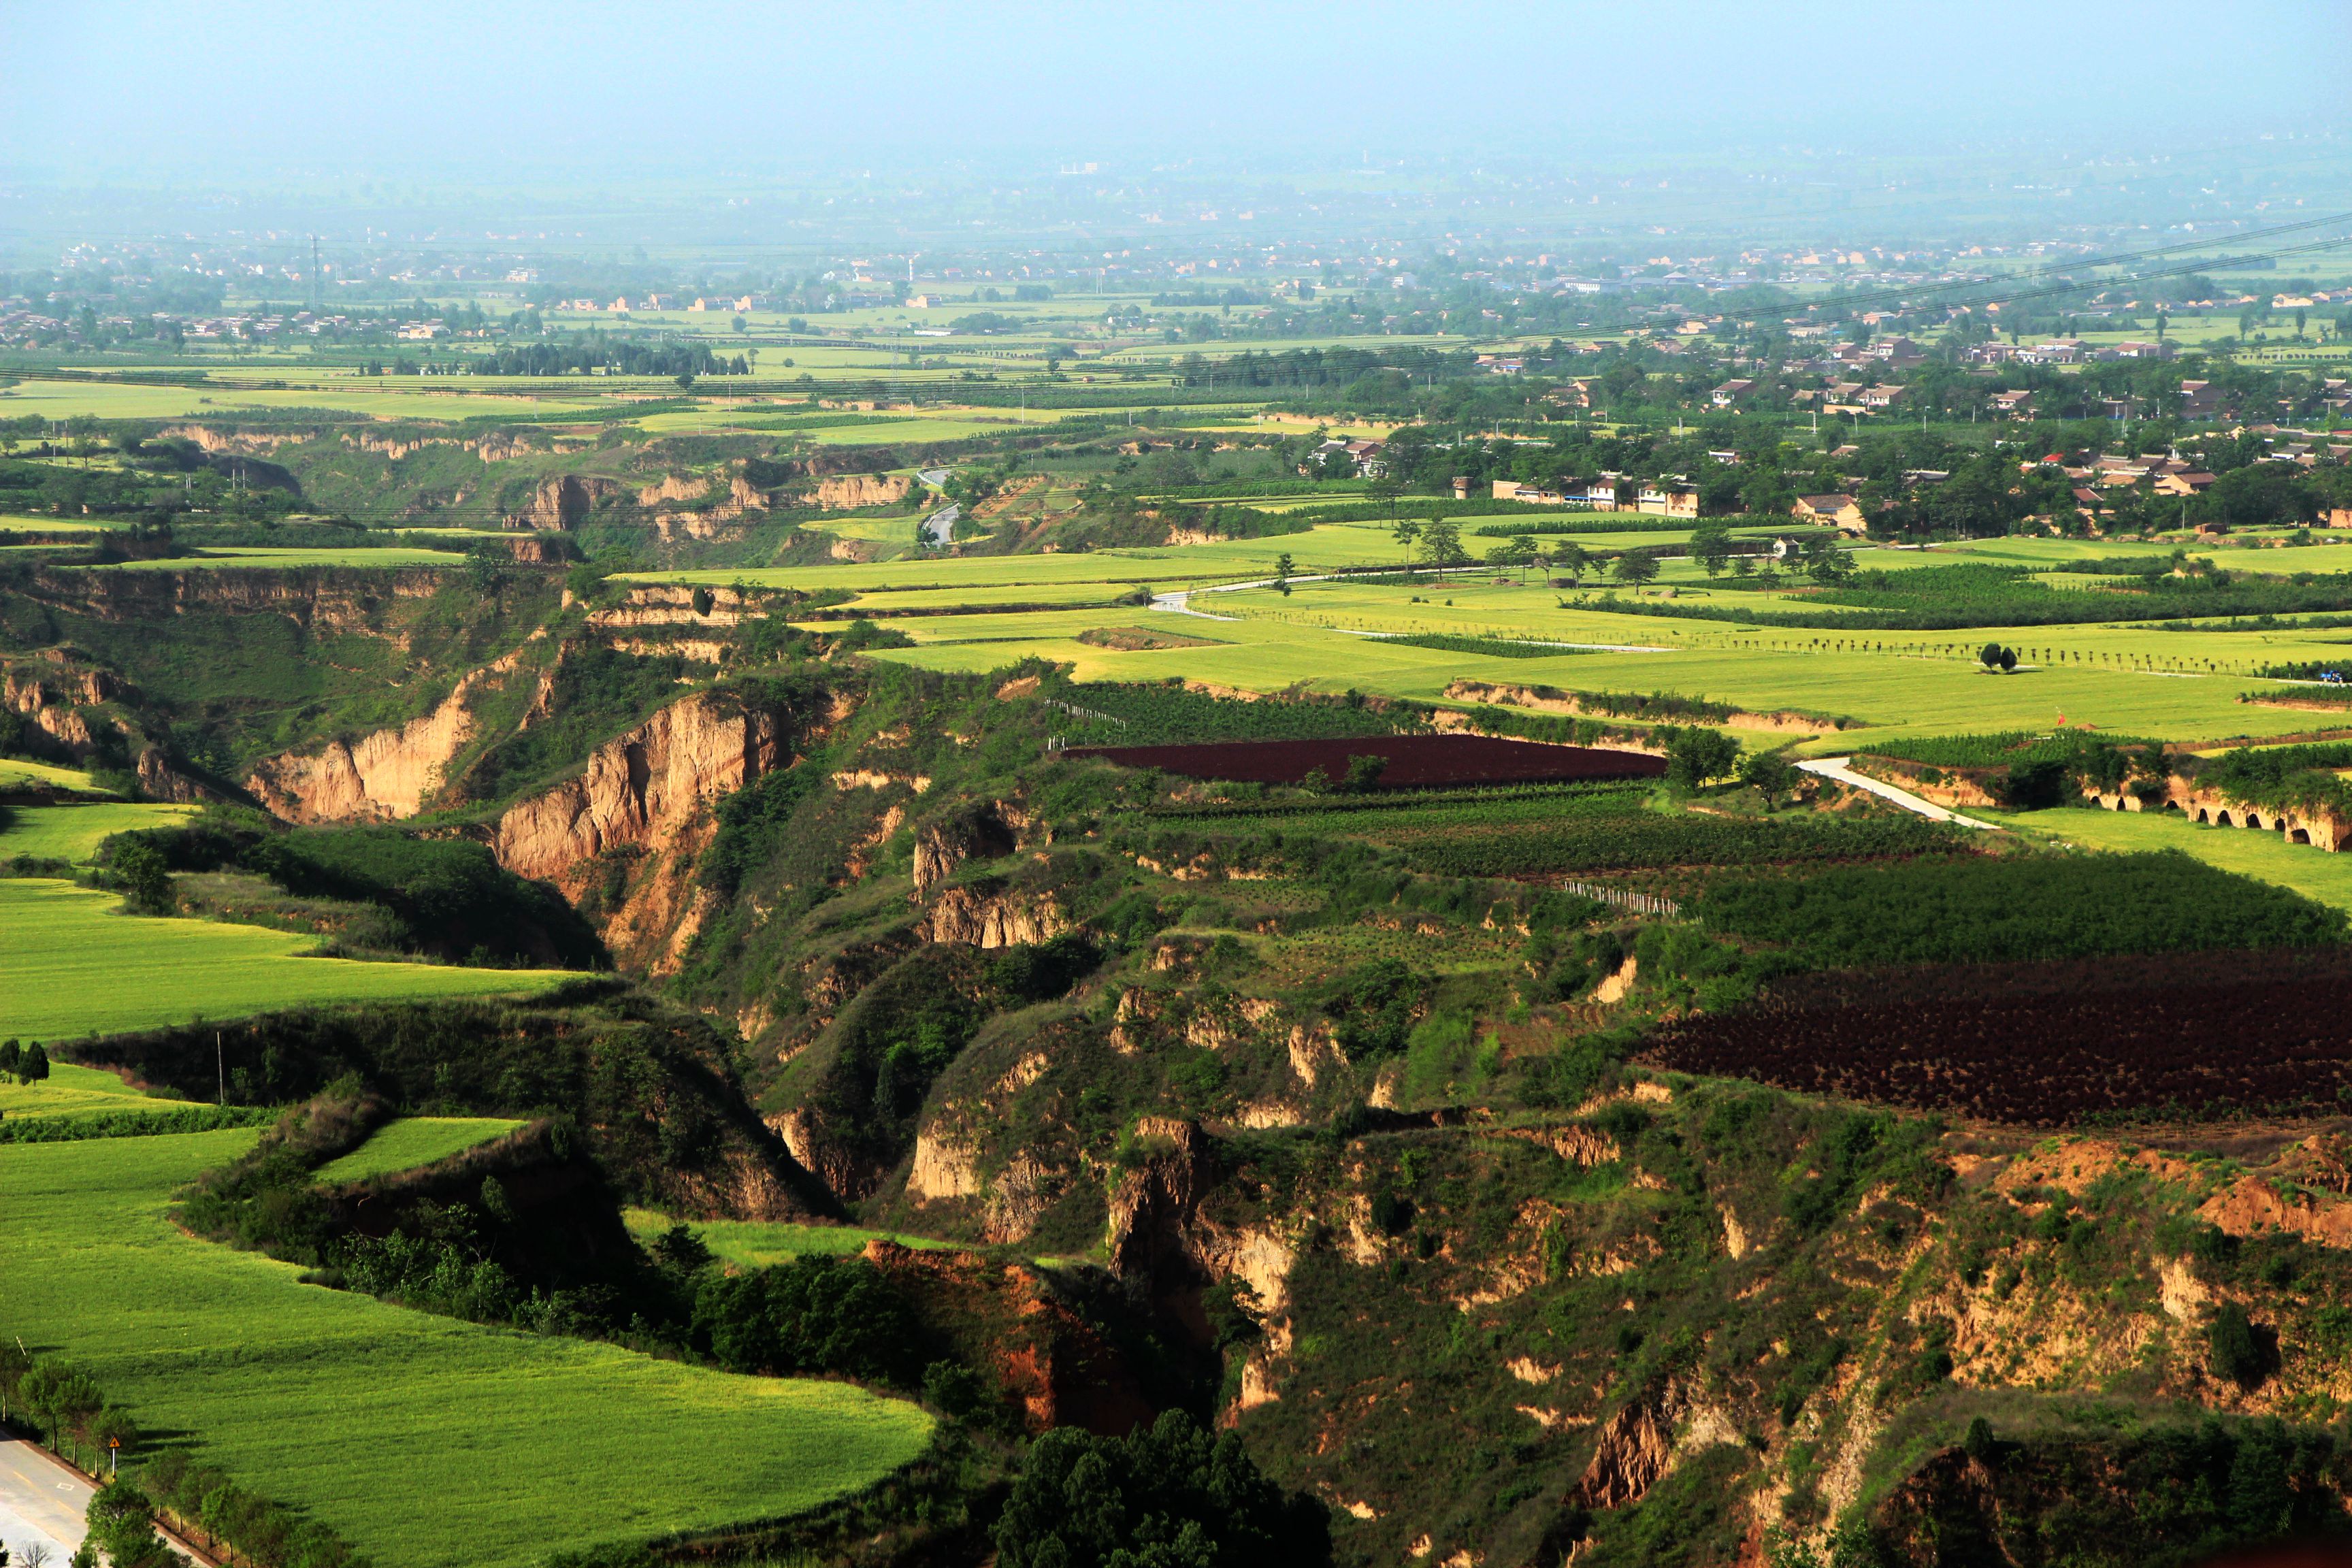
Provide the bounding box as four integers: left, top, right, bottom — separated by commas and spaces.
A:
5, 0, 2351, 249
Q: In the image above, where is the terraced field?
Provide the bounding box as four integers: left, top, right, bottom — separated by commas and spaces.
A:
314, 1116, 527, 1182
0, 880, 574, 1040
0, 1131, 932, 1568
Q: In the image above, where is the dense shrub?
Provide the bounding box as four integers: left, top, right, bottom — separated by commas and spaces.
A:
994, 1409, 1330, 1568
692, 1255, 930, 1386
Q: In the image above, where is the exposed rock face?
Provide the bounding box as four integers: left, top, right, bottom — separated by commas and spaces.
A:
908, 1130, 983, 1200
135, 747, 227, 804
862, 1240, 1155, 1437
767, 1108, 880, 1200
494, 689, 785, 881
917, 885, 1068, 948
1573, 1384, 1682, 1509
505, 474, 621, 531
913, 804, 1022, 894
636, 472, 713, 508
501, 533, 579, 565
246, 647, 534, 823
585, 585, 768, 631
21, 565, 446, 626
159, 423, 308, 455
805, 473, 910, 510
248, 686, 478, 823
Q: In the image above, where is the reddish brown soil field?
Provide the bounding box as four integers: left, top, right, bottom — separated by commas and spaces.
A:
1639, 949, 2352, 1126
1066, 734, 1667, 788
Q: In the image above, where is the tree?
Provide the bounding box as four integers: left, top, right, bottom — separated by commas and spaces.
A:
994, 1409, 1330, 1568
1740, 750, 1797, 799
1488, 535, 1539, 583
18, 1043, 47, 1085
1689, 522, 1733, 577
84, 1482, 172, 1568
108, 840, 174, 916
1422, 519, 1466, 580
1612, 549, 1661, 587
1552, 542, 1592, 586
1660, 727, 1741, 791
1341, 753, 1389, 793
1392, 518, 1422, 575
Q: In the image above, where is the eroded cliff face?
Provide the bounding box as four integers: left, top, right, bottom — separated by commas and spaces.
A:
497, 687, 781, 878
804, 473, 910, 509
492, 688, 787, 969
504, 473, 622, 531
246, 645, 536, 823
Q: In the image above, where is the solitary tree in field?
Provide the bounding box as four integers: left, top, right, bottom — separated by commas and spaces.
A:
1392, 518, 1422, 576
1423, 519, 1466, 581
1613, 550, 1661, 588
1553, 542, 1592, 587
1690, 523, 1733, 577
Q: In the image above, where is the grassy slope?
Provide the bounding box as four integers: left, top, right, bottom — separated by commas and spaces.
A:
0, 759, 110, 792
313, 1115, 525, 1182
0, 881, 572, 1041
3, 803, 199, 862
0, 1130, 932, 1568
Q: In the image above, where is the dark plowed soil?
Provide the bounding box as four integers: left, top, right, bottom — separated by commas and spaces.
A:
1067, 734, 1667, 788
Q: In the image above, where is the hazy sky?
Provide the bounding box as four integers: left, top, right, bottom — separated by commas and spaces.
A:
5, 0, 2348, 184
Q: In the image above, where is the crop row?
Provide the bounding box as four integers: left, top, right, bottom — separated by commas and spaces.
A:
1371, 811, 1959, 877
1641, 948, 2352, 1126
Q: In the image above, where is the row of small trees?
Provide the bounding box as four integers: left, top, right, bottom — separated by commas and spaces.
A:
1, 1344, 363, 1568
0, 1345, 133, 1475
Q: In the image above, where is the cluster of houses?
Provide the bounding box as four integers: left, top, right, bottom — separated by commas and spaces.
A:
551, 295, 764, 316
1477, 474, 1703, 519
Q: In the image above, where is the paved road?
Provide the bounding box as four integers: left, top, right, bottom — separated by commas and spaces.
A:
0, 1435, 93, 1563
0, 1437, 208, 1565
1797, 756, 1998, 830
921, 501, 960, 546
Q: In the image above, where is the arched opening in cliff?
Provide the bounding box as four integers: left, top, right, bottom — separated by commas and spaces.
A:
2216, 811, 2234, 827
2292, 828, 2313, 845
2163, 799, 2182, 813
2111, 796, 2128, 811
2196, 808, 2210, 823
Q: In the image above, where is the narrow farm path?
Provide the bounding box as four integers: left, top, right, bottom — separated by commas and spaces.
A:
1796, 756, 1999, 831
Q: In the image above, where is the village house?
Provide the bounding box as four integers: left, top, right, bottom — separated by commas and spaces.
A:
1710, 378, 1755, 407
1989, 389, 2034, 418
1857, 384, 1906, 410
1791, 493, 1867, 532
2180, 380, 2221, 416
1636, 482, 1700, 519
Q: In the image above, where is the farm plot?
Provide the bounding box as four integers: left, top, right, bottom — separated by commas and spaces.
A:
2, 802, 199, 862
0, 1061, 209, 1123
0, 1130, 932, 1568
313, 1116, 525, 1183
1640, 947, 2352, 1125
0, 880, 574, 1041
